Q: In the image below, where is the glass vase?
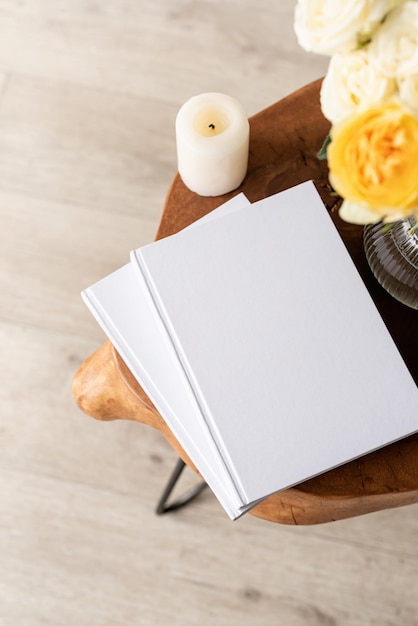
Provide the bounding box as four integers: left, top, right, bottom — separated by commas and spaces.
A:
363, 217, 418, 310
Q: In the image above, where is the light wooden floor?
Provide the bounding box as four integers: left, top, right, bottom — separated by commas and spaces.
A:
1, 2, 418, 625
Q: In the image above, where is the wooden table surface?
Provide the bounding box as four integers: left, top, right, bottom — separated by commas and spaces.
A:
73, 79, 418, 525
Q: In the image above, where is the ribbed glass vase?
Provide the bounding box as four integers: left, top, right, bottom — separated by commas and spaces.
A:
363, 218, 418, 310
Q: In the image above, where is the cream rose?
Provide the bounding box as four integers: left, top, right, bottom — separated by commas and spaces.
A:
368, 2, 418, 77
294, 0, 402, 55
398, 74, 418, 115
339, 199, 410, 224
320, 50, 397, 123
339, 199, 387, 224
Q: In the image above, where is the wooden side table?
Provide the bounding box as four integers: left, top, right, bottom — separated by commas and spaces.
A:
72, 79, 418, 525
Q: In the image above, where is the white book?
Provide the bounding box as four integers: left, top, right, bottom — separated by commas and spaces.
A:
82, 194, 255, 519
130, 181, 418, 508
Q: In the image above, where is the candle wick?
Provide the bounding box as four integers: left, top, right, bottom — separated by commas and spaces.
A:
208, 123, 215, 130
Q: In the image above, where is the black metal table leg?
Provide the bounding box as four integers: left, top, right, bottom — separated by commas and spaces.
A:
155, 458, 208, 515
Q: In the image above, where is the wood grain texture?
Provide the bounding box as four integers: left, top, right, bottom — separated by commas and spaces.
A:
2, 1, 418, 624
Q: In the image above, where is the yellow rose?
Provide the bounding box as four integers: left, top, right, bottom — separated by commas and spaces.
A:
328, 103, 418, 222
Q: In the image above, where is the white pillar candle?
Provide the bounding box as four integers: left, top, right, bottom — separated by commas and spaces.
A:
175, 93, 250, 197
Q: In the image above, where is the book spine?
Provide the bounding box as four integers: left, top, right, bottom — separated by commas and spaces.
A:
130, 248, 249, 505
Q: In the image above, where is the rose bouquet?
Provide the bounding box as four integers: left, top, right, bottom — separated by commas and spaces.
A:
294, 0, 418, 229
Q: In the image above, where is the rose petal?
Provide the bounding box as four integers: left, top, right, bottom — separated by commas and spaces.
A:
339, 200, 381, 224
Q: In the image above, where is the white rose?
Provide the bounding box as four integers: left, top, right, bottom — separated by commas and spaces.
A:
368, 2, 418, 77
294, 0, 402, 56
339, 200, 382, 224
320, 50, 397, 123
339, 199, 408, 224
398, 74, 418, 115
